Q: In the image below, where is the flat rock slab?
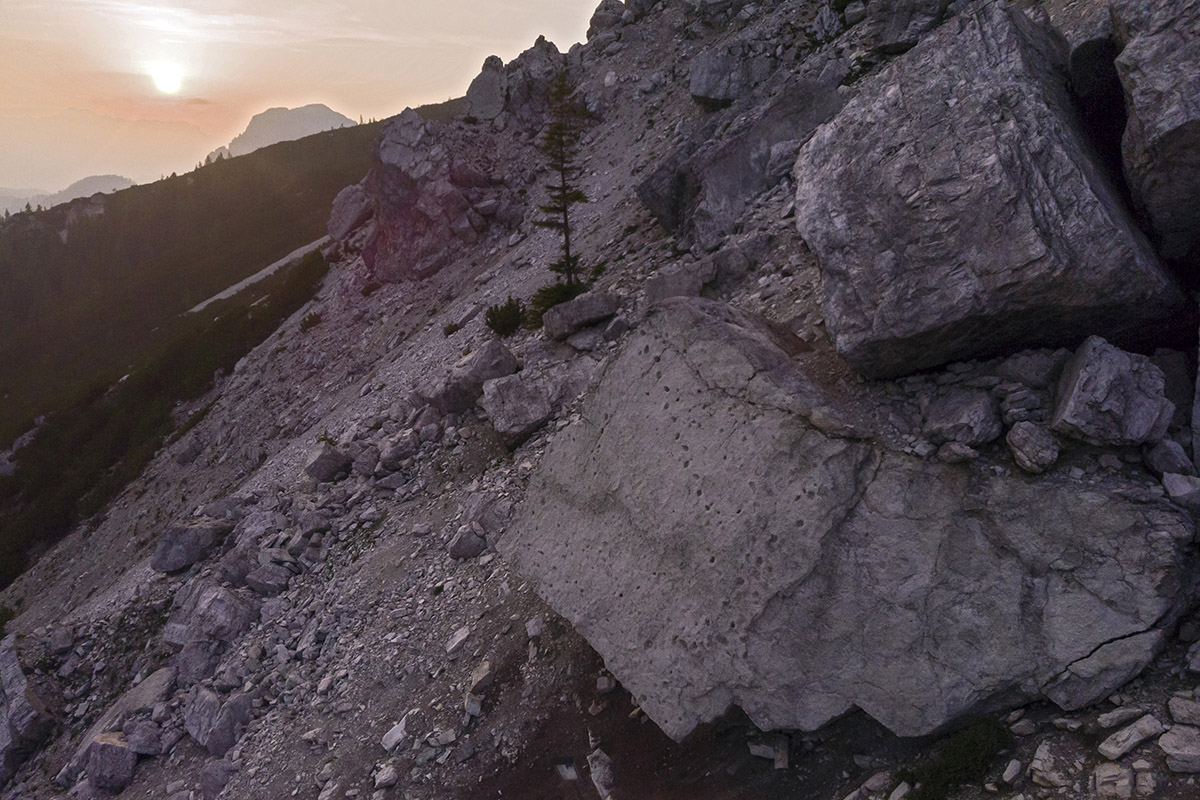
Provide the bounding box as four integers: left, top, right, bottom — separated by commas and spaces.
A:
1098, 714, 1165, 759
793, 4, 1188, 378
501, 298, 1197, 740
151, 517, 235, 573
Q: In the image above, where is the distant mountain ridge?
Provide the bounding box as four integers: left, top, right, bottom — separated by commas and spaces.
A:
208, 104, 356, 162
0, 175, 134, 216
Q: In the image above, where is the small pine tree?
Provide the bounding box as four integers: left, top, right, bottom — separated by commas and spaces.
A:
535, 68, 589, 286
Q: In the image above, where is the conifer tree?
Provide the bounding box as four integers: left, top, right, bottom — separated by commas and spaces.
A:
535, 68, 589, 286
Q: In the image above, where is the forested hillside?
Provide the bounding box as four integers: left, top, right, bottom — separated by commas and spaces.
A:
0, 121, 383, 445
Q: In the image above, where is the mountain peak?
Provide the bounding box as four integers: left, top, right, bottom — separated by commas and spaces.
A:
211, 103, 356, 161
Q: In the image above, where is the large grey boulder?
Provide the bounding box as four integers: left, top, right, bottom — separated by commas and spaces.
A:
151, 517, 235, 573
327, 183, 373, 241
1050, 336, 1174, 447
419, 339, 519, 415
0, 635, 53, 789
479, 375, 553, 446
304, 444, 352, 483
792, 4, 1188, 378
500, 298, 1196, 740
542, 293, 619, 341
1113, 0, 1200, 267
165, 583, 259, 687
185, 688, 253, 758
86, 733, 138, 792
465, 56, 506, 121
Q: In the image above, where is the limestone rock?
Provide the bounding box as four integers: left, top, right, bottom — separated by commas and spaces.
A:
1051, 337, 1174, 447
1169, 697, 1200, 726
448, 527, 487, 560
1098, 715, 1165, 760
420, 339, 520, 415
379, 430, 421, 471
689, 42, 774, 109
199, 759, 237, 800
792, 5, 1188, 378
858, 0, 950, 53
327, 183, 373, 241
542, 293, 619, 341
150, 518, 235, 573
922, 388, 1002, 447
1162, 473, 1200, 513
501, 298, 1196, 740
1159, 725, 1200, 772
588, 0, 626, 39
86, 733, 137, 792
304, 444, 353, 483
479, 375, 553, 446
1094, 762, 1133, 799
1006, 422, 1059, 474
1146, 440, 1194, 477
1114, 0, 1200, 267
0, 635, 53, 789
186, 688, 253, 758
465, 56, 506, 121
1031, 741, 1071, 788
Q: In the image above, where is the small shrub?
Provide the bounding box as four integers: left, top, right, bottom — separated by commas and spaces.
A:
443, 322, 462, 337
897, 720, 1011, 800
591, 260, 609, 280
463, 115, 479, 125
485, 297, 525, 337
300, 311, 322, 331
527, 281, 589, 329
360, 280, 382, 297
0, 604, 13, 637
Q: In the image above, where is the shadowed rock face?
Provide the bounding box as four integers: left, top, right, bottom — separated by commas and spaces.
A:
792, 4, 1190, 379
500, 298, 1197, 740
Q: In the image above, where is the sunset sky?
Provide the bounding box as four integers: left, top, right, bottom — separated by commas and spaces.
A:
0, 1, 596, 191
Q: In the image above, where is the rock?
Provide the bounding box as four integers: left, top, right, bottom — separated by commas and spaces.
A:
465, 55, 506, 120
1147, 440, 1194, 477
1050, 337, 1174, 447
858, 0, 950, 53
500, 298, 1197, 740
86, 733, 137, 792
468, 661, 494, 695
126, 720, 161, 755
588, 0, 626, 39
844, 2, 867, 26
645, 262, 711, 304
587, 747, 616, 800
420, 339, 520, 415
792, 5, 1188, 379
641, 61, 845, 250
327, 183, 373, 241
936, 442, 977, 464
542, 293, 619, 341
151, 517, 236, 573
1159, 725, 1200, 772
1163, 473, 1200, 513
1002, 759, 1021, 783
47, 628, 73, 656
374, 764, 399, 789
0, 635, 54, 789
448, 527, 487, 560
304, 444, 353, 483
55, 667, 172, 787
1170, 697, 1200, 726
1006, 422, 1059, 474
244, 563, 293, 597
446, 627, 470, 655
1094, 763, 1133, 799
1113, 0, 1200, 267
379, 430, 421, 470
199, 758, 237, 800
1031, 741, 1071, 788
479, 375, 553, 446
1098, 706, 1146, 729
1098, 715, 1165, 760
922, 389, 1002, 447
185, 688, 253, 758
689, 42, 774, 109
381, 715, 410, 752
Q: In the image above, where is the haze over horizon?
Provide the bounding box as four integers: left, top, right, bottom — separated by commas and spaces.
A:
0, 0, 596, 192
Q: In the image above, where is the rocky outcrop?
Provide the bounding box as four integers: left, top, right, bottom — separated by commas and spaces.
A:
0, 636, 53, 789
463, 37, 563, 126
465, 56, 507, 121
689, 42, 774, 109
500, 298, 1197, 740
327, 184, 373, 242
150, 518, 235, 573
1113, 0, 1200, 267
640, 57, 845, 250
856, 0, 951, 53
417, 339, 519, 415
165, 582, 260, 686
792, 4, 1189, 378
363, 110, 522, 282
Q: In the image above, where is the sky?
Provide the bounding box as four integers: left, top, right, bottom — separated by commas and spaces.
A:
0, 0, 597, 191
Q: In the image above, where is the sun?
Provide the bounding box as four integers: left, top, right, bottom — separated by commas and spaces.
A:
147, 61, 184, 95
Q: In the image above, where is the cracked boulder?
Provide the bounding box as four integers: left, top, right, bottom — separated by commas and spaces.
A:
151, 517, 235, 573
500, 297, 1197, 740
793, 4, 1189, 378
